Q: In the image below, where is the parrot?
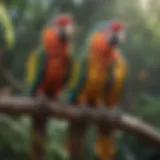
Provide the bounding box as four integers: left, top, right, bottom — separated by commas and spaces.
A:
61, 20, 128, 160
25, 14, 74, 160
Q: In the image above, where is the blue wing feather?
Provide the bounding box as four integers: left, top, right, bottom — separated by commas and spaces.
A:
61, 58, 87, 104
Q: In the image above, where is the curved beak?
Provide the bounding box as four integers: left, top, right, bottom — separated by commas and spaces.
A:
118, 31, 126, 44
109, 31, 125, 46
59, 28, 67, 41
65, 24, 74, 37
109, 33, 119, 46
59, 24, 73, 41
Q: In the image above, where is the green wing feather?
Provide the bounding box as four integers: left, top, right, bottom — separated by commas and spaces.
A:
61, 57, 87, 104
26, 47, 46, 96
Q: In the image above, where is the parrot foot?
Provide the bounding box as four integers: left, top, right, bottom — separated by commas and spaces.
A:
36, 94, 49, 113
97, 105, 121, 124
79, 104, 90, 113
78, 104, 90, 109
110, 106, 121, 117
96, 105, 110, 122
55, 96, 68, 107
78, 104, 91, 121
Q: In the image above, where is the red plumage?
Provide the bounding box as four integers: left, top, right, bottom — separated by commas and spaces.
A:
53, 15, 73, 27
37, 27, 70, 97
109, 21, 125, 32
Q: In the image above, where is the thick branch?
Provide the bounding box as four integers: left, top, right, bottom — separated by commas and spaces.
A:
0, 96, 159, 147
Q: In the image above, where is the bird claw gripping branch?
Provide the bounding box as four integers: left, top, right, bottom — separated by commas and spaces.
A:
36, 94, 49, 114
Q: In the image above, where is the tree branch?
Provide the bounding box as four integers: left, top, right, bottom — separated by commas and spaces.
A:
2, 69, 26, 92
0, 96, 159, 147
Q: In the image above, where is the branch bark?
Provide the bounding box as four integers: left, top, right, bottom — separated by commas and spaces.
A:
0, 96, 159, 147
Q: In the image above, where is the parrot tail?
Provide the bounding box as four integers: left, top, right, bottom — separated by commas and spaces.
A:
95, 126, 116, 160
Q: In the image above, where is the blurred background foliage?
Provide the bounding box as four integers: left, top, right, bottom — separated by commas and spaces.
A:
0, 0, 160, 159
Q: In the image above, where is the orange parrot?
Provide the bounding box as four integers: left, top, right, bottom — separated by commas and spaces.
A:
26, 14, 74, 160
61, 21, 127, 160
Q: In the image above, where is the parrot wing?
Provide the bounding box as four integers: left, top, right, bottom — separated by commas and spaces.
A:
26, 49, 37, 85
60, 57, 87, 104
26, 47, 47, 96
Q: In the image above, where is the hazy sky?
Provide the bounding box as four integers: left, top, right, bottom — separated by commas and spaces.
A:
73, 0, 83, 5
141, 0, 148, 9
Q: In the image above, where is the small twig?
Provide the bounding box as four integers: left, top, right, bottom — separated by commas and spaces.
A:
2, 69, 26, 92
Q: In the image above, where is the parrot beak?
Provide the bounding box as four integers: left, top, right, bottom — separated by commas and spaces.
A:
118, 31, 126, 44
109, 30, 125, 46
109, 33, 119, 46
59, 24, 74, 41
59, 28, 67, 41
65, 24, 74, 38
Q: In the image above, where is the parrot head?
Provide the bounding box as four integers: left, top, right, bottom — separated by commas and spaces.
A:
107, 21, 126, 46
53, 14, 74, 41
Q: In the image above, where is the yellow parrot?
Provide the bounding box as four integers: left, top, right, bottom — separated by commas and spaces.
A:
61, 20, 128, 160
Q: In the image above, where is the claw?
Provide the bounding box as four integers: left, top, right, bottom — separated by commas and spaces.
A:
36, 94, 49, 112
97, 104, 107, 108
77, 104, 90, 121
79, 104, 90, 113
110, 106, 121, 115
96, 105, 120, 125
77, 104, 89, 109
96, 104, 110, 117
55, 96, 67, 107
80, 105, 90, 113
109, 106, 121, 121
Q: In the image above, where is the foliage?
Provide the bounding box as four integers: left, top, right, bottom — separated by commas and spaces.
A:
0, 0, 160, 159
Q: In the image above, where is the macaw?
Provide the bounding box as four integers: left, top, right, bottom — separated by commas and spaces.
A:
61, 21, 127, 160
26, 14, 74, 160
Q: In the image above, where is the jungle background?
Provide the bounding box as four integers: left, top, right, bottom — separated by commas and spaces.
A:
0, 0, 160, 159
